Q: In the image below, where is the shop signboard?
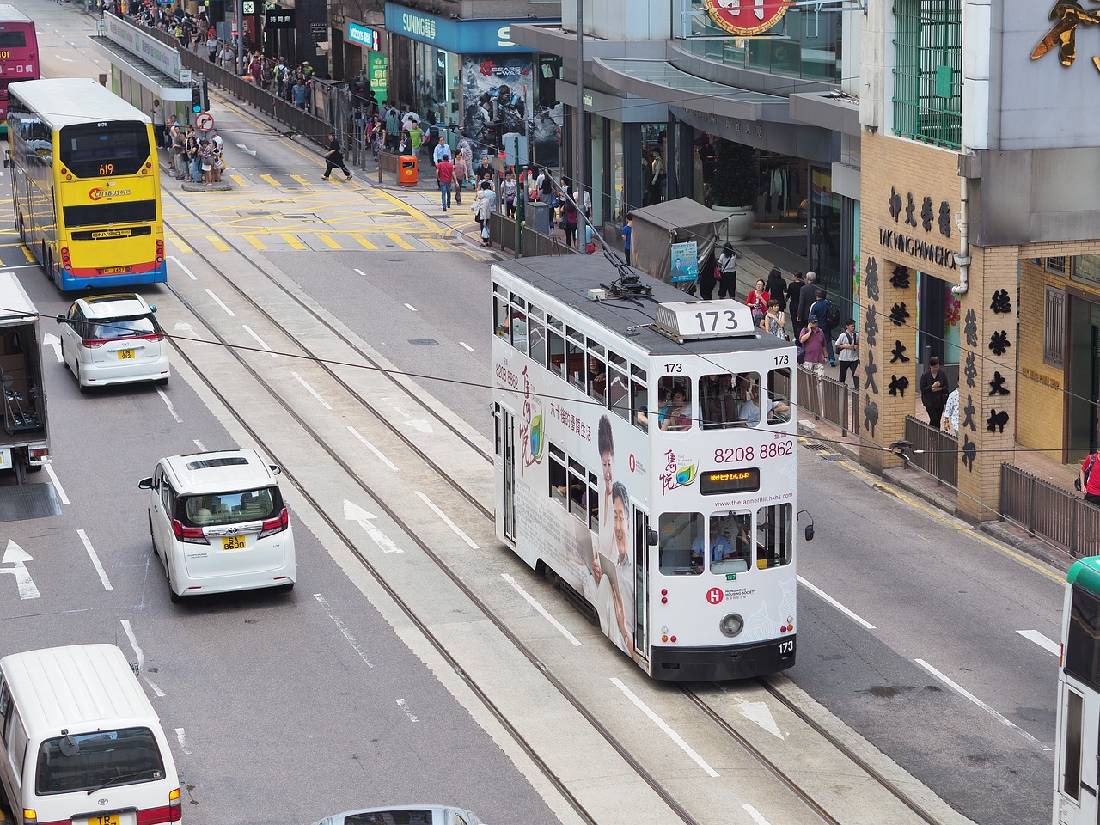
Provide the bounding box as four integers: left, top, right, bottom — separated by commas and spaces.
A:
703, 0, 790, 37
670, 241, 700, 284
264, 8, 294, 29
347, 21, 381, 50
368, 51, 388, 103
383, 2, 555, 54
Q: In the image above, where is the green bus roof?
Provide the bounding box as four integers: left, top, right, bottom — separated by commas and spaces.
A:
1067, 557, 1100, 593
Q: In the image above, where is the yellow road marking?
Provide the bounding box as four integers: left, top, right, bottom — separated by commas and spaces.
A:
206, 234, 231, 252
318, 233, 343, 250
245, 235, 268, 251
290, 174, 312, 186
167, 234, 192, 254
386, 233, 415, 250
281, 233, 307, 250
259, 173, 281, 188
376, 188, 442, 233
20, 243, 34, 262
230, 174, 247, 187
426, 238, 452, 252
352, 233, 377, 250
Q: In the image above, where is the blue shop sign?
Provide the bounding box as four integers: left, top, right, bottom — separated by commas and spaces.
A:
383, 2, 553, 53
347, 21, 381, 50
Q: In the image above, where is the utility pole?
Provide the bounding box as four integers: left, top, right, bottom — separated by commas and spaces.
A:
575, 0, 585, 251
235, 0, 244, 74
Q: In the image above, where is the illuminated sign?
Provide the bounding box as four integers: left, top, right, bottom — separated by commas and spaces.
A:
700, 468, 761, 495
347, 21, 381, 50
703, 0, 790, 37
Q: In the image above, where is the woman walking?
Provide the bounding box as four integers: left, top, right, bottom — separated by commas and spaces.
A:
716, 243, 737, 299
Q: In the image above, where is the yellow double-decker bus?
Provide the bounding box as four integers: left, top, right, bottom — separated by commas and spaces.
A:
7, 78, 167, 291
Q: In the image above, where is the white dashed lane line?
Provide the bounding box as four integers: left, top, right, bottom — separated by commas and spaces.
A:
346, 425, 398, 471
499, 573, 581, 647
77, 529, 113, 592
44, 463, 70, 505
204, 288, 236, 317
1017, 629, 1059, 656
797, 576, 876, 630
611, 676, 720, 777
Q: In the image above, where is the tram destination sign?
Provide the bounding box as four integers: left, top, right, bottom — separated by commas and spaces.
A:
655, 300, 756, 342
700, 468, 761, 495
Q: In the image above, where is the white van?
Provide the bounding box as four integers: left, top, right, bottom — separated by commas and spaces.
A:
0, 644, 181, 825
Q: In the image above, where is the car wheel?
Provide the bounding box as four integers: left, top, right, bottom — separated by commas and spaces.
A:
167, 566, 182, 604
74, 362, 89, 394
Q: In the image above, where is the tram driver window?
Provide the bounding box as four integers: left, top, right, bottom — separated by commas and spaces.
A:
700, 373, 762, 429
755, 504, 792, 569
708, 512, 752, 574
768, 368, 793, 424
658, 512, 704, 576
1066, 586, 1100, 691
657, 377, 692, 431
493, 296, 510, 340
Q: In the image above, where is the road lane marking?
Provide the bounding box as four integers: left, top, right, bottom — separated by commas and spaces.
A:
610, 676, 720, 777
742, 805, 772, 825
1, 541, 39, 600
344, 499, 402, 554
193, 439, 206, 451
259, 173, 281, 187
396, 698, 419, 723
353, 269, 369, 279
500, 573, 581, 646
167, 234, 192, 254
142, 676, 166, 698
204, 288, 236, 317
205, 234, 231, 253
1017, 629, 1059, 656
387, 232, 415, 250
797, 576, 876, 630
914, 658, 1049, 750
19, 244, 33, 262
78, 529, 113, 591
459, 341, 475, 352
404, 302, 418, 312
291, 371, 332, 410
290, 174, 311, 186
242, 324, 276, 356
313, 593, 375, 668
426, 238, 452, 251
44, 463, 70, 505
167, 255, 196, 280
318, 233, 343, 250
174, 728, 192, 755
415, 491, 478, 548
245, 234, 268, 250
281, 232, 307, 250
230, 174, 247, 187
352, 234, 377, 250
346, 425, 398, 471
120, 619, 145, 669
157, 389, 183, 423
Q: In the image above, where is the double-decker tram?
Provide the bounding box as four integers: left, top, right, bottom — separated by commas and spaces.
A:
491, 255, 804, 681
7, 78, 167, 291
0, 5, 39, 135
1054, 557, 1100, 824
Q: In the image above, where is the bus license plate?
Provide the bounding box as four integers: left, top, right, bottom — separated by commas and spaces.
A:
88, 816, 121, 825
222, 535, 247, 551
100, 266, 131, 274
117, 349, 136, 360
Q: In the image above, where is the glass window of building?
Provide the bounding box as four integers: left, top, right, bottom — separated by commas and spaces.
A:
893, 0, 962, 150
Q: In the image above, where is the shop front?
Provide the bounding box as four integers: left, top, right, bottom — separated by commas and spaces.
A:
383, 2, 558, 156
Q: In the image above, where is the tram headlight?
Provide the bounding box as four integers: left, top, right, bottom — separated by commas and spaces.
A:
719, 613, 744, 638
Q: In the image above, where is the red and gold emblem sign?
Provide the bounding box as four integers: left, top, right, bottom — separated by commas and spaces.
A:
703, 0, 791, 37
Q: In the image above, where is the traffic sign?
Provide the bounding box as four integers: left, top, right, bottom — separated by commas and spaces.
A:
195, 112, 215, 131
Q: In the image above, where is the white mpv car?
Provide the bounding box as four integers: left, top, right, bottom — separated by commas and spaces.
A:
62, 293, 169, 390
140, 450, 296, 601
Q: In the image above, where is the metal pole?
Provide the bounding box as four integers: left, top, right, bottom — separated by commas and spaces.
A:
575, 0, 585, 252
235, 0, 244, 75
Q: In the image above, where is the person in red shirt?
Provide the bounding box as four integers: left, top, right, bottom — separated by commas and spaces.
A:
436, 156, 455, 212
746, 278, 770, 323
1082, 449, 1100, 507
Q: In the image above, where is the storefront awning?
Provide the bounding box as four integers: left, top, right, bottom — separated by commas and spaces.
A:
592, 57, 789, 123
90, 36, 191, 102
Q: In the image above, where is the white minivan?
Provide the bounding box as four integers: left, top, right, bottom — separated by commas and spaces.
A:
140, 449, 297, 601
61, 294, 170, 391
0, 644, 181, 825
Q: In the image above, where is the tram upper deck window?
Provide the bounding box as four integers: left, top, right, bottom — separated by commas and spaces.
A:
493, 292, 509, 340
768, 368, 793, 424
568, 458, 587, 522
588, 471, 600, 531
529, 308, 547, 366
756, 504, 792, 569
632, 365, 649, 432
608, 353, 629, 421
547, 317, 566, 380
510, 306, 528, 354
1066, 586, 1100, 691
708, 512, 753, 574
659, 512, 703, 576
587, 353, 607, 405
657, 377, 693, 431
700, 373, 762, 429
565, 327, 585, 391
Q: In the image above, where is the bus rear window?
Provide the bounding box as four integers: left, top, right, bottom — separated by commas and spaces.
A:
1066, 585, 1100, 691
36, 727, 165, 795
63, 200, 157, 229
0, 31, 27, 48
59, 122, 150, 177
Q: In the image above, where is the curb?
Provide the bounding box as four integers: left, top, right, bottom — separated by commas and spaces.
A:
181, 182, 234, 192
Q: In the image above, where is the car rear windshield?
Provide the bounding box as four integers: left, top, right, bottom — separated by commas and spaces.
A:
85, 314, 158, 341
36, 727, 165, 796
178, 487, 281, 527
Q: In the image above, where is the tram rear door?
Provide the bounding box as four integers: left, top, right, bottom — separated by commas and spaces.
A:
1057, 680, 1100, 823
633, 504, 649, 662
502, 408, 517, 542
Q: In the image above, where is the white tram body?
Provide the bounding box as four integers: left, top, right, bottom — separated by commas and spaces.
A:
490, 256, 799, 681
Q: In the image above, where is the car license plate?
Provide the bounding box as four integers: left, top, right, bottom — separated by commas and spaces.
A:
117, 349, 136, 360
88, 816, 121, 825
222, 535, 247, 551
100, 266, 131, 274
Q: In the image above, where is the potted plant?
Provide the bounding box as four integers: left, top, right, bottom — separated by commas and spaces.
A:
709, 139, 759, 242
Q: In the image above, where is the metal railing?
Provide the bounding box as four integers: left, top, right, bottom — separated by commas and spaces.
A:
1000, 464, 1100, 557
903, 415, 958, 487
797, 367, 859, 437
490, 213, 576, 257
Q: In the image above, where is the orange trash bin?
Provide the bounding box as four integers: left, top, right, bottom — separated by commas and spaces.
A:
399, 155, 419, 186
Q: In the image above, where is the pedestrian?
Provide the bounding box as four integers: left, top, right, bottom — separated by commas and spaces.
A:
503, 170, 517, 218
537, 167, 555, 204
766, 267, 787, 313
170, 124, 186, 179
940, 387, 959, 435
795, 271, 818, 340
763, 299, 787, 340
834, 319, 859, 389
716, 242, 737, 299
292, 77, 307, 109
436, 153, 454, 212
808, 287, 839, 366
746, 278, 769, 322
1080, 447, 1100, 507
453, 153, 468, 206
561, 197, 579, 248
408, 120, 424, 155
621, 213, 633, 266
432, 136, 451, 166
385, 105, 401, 151
151, 99, 165, 148
786, 271, 805, 328
919, 356, 951, 428
698, 251, 717, 301
199, 138, 213, 183
799, 317, 827, 377
475, 156, 494, 187
647, 150, 665, 206
321, 132, 351, 180
205, 30, 217, 61
477, 181, 495, 246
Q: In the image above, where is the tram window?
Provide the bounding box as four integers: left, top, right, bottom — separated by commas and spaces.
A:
566, 334, 585, 391
755, 504, 792, 568
587, 339, 605, 358
529, 317, 547, 367
657, 377, 693, 431
608, 366, 630, 421
529, 304, 545, 323
549, 445, 567, 507
568, 461, 587, 522
632, 378, 649, 432
588, 355, 607, 405
768, 368, 793, 424
658, 513, 704, 576
708, 512, 752, 574
1066, 586, 1100, 691
588, 472, 600, 531
1063, 689, 1083, 800
510, 307, 528, 354
700, 372, 761, 429
493, 296, 509, 339
548, 327, 566, 380
493, 403, 501, 457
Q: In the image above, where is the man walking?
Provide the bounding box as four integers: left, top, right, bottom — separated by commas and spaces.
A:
795, 272, 818, 340
834, 318, 859, 388
1081, 447, 1100, 508
919, 357, 951, 427
799, 317, 827, 377
436, 153, 454, 212
321, 132, 351, 180
808, 288, 839, 366
433, 136, 451, 166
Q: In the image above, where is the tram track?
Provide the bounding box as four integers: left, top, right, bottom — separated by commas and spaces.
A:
158, 183, 954, 825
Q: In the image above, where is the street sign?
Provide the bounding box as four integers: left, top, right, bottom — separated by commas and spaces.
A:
195, 112, 215, 131
264, 8, 294, 29
242, 0, 254, 13
310, 21, 328, 42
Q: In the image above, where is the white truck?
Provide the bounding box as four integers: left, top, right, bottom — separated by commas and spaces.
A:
0, 272, 48, 482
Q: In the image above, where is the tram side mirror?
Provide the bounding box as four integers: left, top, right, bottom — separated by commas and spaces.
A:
269, 464, 282, 475
804, 524, 815, 542
647, 528, 659, 547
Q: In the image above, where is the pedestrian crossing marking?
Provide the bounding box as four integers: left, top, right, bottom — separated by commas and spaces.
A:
318, 233, 343, 250
386, 232, 415, 251
259, 173, 281, 188
290, 174, 311, 186
426, 238, 452, 252
20, 243, 33, 262
352, 233, 377, 250
206, 234, 231, 253
245, 235, 267, 251
230, 174, 247, 187
281, 233, 307, 250
167, 234, 192, 254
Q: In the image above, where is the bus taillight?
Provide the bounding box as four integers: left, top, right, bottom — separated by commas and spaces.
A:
155, 239, 164, 263
60, 246, 71, 267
